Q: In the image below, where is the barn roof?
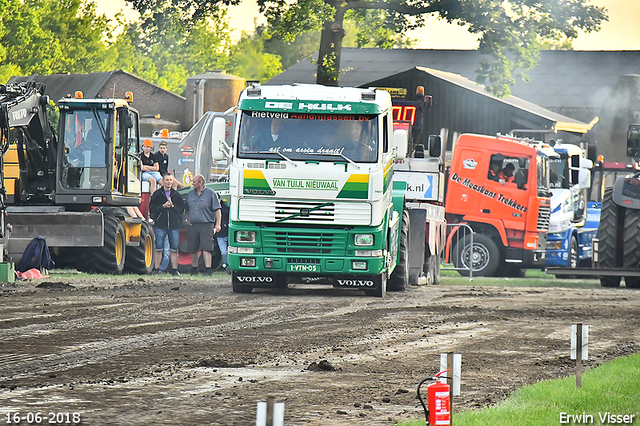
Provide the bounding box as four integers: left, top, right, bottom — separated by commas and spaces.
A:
8, 70, 185, 102
267, 48, 640, 110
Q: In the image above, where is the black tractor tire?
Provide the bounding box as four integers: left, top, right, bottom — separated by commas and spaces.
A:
365, 273, 387, 298
90, 217, 126, 274
231, 272, 253, 293
598, 189, 621, 287
623, 207, 640, 288
452, 233, 501, 277
124, 221, 155, 275
388, 209, 409, 292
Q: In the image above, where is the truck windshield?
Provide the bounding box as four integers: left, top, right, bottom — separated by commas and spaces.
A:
60, 109, 111, 189
237, 111, 378, 163
548, 154, 569, 189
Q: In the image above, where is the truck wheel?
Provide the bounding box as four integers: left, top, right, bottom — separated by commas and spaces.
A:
598, 189, 621, 287
231, 272, 253, 293
601, 277, 622, 287
568, 236, 579, 269
452, 234, 500, 277
91, 217, 126, 274
365, 273, 387, 297
388, 209, 409, 291
124, 221, 155, 275
624, 277, 640, 288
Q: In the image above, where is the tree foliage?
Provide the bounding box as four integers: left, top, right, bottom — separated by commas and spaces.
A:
0, 0, 114, 82
258, 0, 608, 96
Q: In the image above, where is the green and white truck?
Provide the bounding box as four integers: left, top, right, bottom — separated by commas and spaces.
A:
211, 83, 445, 296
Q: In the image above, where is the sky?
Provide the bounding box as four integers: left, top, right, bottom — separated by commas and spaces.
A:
98, 0, 640, 51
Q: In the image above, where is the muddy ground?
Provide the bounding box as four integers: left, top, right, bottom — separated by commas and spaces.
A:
0, 273, 639, 426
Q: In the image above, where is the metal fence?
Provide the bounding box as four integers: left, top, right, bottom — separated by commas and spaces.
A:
440, 223, 475, 280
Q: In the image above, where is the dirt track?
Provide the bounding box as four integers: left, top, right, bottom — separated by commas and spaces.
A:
0, 273, 639, 426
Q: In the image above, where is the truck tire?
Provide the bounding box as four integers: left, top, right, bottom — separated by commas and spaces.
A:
452, 234, 500, 277
124, 221, 155, 275
231, 272, 253, 293
365, 273, 387, 297
388, 209, 409, 292
598, 189, 621, 287
568, 236, 579, 269
91, 217, 126, 274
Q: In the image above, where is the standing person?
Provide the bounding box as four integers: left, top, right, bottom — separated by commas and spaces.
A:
185, 174, 221, 276
153, 140, 183, 272
216, 195, 230, 274
141, 139, 161, 195
149, 173, 185, 276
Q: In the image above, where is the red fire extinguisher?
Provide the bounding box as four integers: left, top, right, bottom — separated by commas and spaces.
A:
417, 370, 451, 426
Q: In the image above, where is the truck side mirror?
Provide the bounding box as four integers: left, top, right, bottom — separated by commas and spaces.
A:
577, 168, 591, 190
428, 135, 441, 158
580, 157, 593, 169
211, 117, 227, 161
393, 129, 408, 160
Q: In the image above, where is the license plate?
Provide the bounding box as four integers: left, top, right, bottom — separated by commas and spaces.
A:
287, 264, 318, 272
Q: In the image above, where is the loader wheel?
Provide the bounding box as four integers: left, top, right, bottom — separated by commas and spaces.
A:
91, 217, 126, 274
453, 234, 500, 277
388, 209, 409, 292
125, 221, 155, 275
597, 189, 621, 287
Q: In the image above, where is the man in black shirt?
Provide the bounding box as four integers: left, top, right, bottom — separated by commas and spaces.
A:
155, 140, 169, 176
141, 139, 161, 195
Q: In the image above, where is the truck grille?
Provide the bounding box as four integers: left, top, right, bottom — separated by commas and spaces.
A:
275, 201, 335, 222
537, 205, 551, 231
262, 230, 347, 255
238, 199, 371, 225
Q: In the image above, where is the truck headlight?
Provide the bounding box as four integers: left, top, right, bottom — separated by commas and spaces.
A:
355, 234, 374, 246
236, 230, 255, 243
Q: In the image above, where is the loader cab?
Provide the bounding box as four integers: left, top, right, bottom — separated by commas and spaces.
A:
55, 97, 142, 206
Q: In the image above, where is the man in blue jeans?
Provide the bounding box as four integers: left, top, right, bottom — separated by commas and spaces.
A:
149, 173, 185, 275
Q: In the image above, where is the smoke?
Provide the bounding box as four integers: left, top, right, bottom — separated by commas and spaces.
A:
592, 74, 640, 162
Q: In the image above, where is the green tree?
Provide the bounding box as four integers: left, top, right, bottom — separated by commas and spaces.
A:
258, 0, 608, 96
228, 29, 282, 82
0, 0, 114, 81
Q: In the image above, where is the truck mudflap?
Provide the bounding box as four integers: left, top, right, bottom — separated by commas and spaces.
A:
504, 247, 547, 268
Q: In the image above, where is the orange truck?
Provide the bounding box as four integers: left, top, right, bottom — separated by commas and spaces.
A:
445, 133, 552, 276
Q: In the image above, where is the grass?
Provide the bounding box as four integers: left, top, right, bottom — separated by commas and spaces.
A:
400, 352, 640, 426
439, 267, 602, 289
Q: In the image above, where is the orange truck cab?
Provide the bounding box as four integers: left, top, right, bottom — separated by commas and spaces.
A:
445, 133, 551, 276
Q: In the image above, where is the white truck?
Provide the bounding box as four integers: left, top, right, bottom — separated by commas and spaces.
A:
545, 141, 599, 271
211, 83, 445, 296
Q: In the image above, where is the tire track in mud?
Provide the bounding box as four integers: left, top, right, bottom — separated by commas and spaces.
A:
0, 294, 388, 381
